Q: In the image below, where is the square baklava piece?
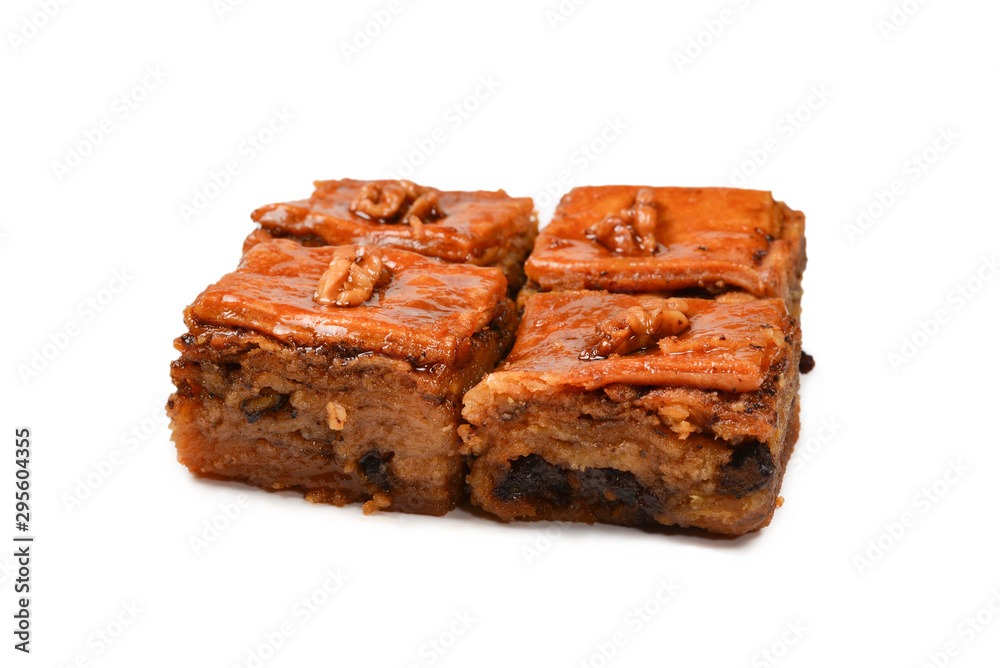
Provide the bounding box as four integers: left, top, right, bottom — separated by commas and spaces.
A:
167, 239, 516, 516
524, 186, 806, 316
246, 178, 538, 295
460, 291, 801, 535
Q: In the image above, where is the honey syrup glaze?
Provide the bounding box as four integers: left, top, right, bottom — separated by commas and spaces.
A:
250, 179, 536, 264
525, 185, 805, 298
503, 291, 799, 393
190, 239, 511, 366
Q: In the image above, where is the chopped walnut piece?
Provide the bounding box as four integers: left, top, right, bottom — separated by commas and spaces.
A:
657, 404, 698, 439
585, 214, 644, 255
631, 188, 657, 240
326, 401, 347, 430
402, 190, 439, 228
349, 180, 442, 228
314, 246, 390, 307
585, 187, 659, 255
351, 181, 407, 220
580, 298, 690, 360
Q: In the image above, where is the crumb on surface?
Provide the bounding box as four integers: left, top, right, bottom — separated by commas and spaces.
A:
363, 493, 392, 514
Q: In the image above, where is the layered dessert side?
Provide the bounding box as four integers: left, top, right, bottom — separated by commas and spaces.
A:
460, 291, 801, 535
167, 239, 517, 516
246, 178, 538, 296
523, 186, 806, 317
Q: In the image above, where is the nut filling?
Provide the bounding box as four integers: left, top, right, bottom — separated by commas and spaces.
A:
240, 388, 289, 424
584, 187, 658, 256
314, 246, 391, 307
349, 180, 443, 232
580, 298, 690, 360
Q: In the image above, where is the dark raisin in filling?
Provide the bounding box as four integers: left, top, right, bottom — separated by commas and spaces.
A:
718, 441, 774, 498
495, 455, 572, 506
578, 468, 647, 509
359, 451, 394, 492
495, 455, 661, 522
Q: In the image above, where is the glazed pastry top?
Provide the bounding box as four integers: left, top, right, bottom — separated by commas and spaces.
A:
525, 186, 805, 296
250, 178, 536, 265
502, 291, 799, 394
189, 239, 512, 366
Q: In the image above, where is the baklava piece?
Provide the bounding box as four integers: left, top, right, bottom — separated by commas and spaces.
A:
523, 186, 806, 316
167, 239, 516, 516
460, 291, 801, 535
246, 178, 538, 295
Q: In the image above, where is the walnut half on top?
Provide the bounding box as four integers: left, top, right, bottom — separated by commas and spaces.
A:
349, 180, 442, 233
580, 298, 690, 360
314, 246, 391, 307
584, 187, 658, 256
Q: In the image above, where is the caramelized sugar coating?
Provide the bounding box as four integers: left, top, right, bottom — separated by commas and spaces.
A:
168, 240, 517, 516
525, 186, 806, 313
194, 239, 511, 366
500, 292, 796, 394
247, 178, 538, 294
460, 291, 802, 535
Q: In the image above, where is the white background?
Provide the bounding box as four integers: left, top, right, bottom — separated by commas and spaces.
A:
2, 1, 999, 666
